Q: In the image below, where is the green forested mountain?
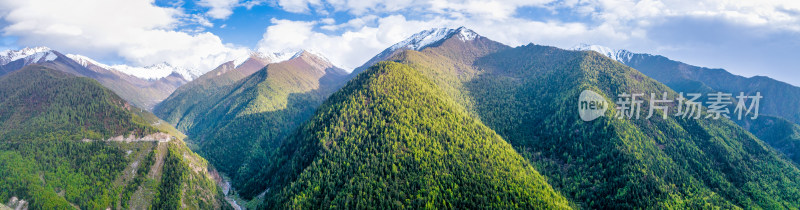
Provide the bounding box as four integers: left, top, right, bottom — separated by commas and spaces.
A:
154, 51, 349, 193
584, 48, 800, 167
0, 65, 228, 209
371, 29, 800, 208
239, 61, 571, 209
154, 54, 272, 130
736, 115, 800, 166
0, 65, 155, 141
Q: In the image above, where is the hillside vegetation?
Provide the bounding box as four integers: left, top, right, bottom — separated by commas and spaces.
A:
0, 65, 227, 209
240, 62, 571, 209
390, 39, 800, 208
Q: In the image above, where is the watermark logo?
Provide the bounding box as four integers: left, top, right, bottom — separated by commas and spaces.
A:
578, 90, 762, 122
579, 90, 608, 122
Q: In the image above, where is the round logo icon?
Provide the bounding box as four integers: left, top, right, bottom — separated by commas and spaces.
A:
579, 90, 608, 121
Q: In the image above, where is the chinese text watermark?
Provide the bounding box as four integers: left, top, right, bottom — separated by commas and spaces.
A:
579, 90, 762, 122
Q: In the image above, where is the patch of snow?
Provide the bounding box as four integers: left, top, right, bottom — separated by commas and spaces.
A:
570, 44, 635, 63
249, 49, 304, 67
233, 56, 249, 68
287, 49, 332, 64
289, 50, 306, 60
111, 62, 201, 81
457, 26, 478, 41
44, 53, 57, 62
389, 26, 480, 52
66, 54, 112, 69
272, 50, 302, 63
305, 49, 333, 64
68, 54, 201, 81
390, 28, 452, 51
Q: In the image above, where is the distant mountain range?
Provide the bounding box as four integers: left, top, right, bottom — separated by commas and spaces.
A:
0, 47, 189, 110
0, 47, 313, 111
3, 27, 800, 209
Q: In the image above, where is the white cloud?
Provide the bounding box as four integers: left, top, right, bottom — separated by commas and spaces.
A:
196, 0, 266, 19
277, 0, 323, 13
257, 16, 449, 69
266, 0, 800, 50
274, 0, 554, 19
198, 0, 240, 19
570, 0, 800, 33
0, 0, 249, 74
428, 0, 555, 20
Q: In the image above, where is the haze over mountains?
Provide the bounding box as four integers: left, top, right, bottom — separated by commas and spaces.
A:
2, 27, 800, 209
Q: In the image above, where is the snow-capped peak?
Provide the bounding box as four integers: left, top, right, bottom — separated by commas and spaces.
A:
570, 44, 634, 63
389, 26, 480, 51
233, 51, 270, 68
272, 50, 303, 63
233, 49, 335, 70
456, 26, 478, 41
65, 53, 198, 81
66, 54, 112, 70
246, 49, 305, 66
289, 49, 332, 63
110, 62, 201, 81
0, 46, 58, 65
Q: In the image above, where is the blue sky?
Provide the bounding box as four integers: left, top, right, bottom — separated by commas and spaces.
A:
1, 0, 799, 86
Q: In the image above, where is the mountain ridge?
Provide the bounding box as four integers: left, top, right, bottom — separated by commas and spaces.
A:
377, 29, 800, 208
241, 61, 572, 209
153, 48, 350, 196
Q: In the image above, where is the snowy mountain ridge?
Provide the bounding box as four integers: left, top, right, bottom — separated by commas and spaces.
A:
389, 26, 480, 51
570, 44, 635, 63
0, 47, 58, 65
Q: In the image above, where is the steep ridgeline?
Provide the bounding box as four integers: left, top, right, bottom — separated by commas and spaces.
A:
154, 53, 273, 130
0, 47, 189, 111
0, 65, 228, 209
239, 62, 571, 209
349, 26, 498, 78
575, 45, 800, 166
376, 27, 800, 208
574, 45, 800, 125
154, 50, 349, 189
